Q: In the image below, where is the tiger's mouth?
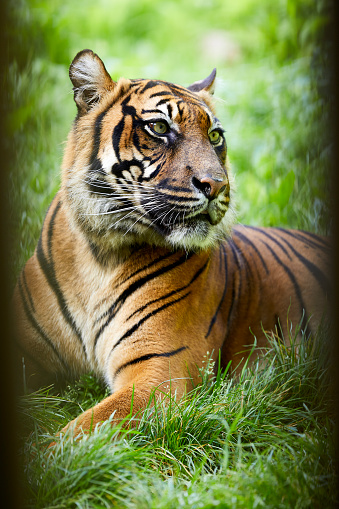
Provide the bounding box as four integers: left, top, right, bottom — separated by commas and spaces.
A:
191, 212, 215, 225
203, 200, 227, 225
147, 208, 219, 237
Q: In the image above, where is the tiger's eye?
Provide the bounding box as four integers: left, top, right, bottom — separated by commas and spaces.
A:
149, 121, 168, 134
209, 130, 221, 144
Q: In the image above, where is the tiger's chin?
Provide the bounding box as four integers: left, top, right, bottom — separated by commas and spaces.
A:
164, 212, 235, 251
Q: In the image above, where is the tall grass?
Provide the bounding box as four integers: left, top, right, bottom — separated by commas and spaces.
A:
20, 324, 336, 508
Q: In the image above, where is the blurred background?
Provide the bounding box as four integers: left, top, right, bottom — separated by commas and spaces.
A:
6, 0, 333, 279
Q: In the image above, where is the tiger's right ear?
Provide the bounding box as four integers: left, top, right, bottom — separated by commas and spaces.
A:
69, 49, 116, 115
187, 68, 216, 95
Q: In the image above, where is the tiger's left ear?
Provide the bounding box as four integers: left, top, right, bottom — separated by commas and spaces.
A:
69, 49, 116, 115
187, 68, 216, 95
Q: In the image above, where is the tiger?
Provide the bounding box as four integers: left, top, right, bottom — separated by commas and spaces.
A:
13, 49, 330, 436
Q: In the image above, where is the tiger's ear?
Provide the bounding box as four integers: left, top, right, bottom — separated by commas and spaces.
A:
69, 49, 116, 115
187, 68, 216, 95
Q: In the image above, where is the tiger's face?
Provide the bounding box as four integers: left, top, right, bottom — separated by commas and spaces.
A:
63, 50, 235, 253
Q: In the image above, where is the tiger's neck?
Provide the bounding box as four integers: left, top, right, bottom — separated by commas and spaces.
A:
59, 191, 209, 269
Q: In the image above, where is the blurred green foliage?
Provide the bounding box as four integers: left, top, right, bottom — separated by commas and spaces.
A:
7, 0, 332, 279
8, 0, 331, 70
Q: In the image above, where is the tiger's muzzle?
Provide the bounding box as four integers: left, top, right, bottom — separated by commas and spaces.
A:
192, 174, 230, 225
192, 175, 228, 200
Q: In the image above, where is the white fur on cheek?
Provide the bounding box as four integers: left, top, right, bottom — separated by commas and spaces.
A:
100, 147, 119, 173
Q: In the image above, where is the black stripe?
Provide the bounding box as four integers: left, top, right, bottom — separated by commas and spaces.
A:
130, 80, 142, 87
149, 90, 172, 98
246, 226, 292, 261
89, 90, 134, 171
88, 91, 135, 175
156, 197, 201, 207
101, 252, 194, 317
122, 103, 137, 118
87, 175, 115, 195
115, 252, 176, 289
21, 269, 35, 313
230, 237, 254, 316
120, 92, 134, 106
112, 159, 144, 178
227, 238, 241, 270
92, 252, 178, 311
154, 98, 171, 107
94, 253, 194, 346
218, 243, 223, 271
149, 97, 170, 106
275, 228, 329, 253
139, 81, 160, 94
126, 258, 209, 321
109, 291, 191, 356
17, 276, 69, 373
141, 108, 165, 115
276, 235, 329, 293
114, 346, 188, 378
143, 162, 163, 180
36, 201, 86, 355
298, 229, 329, 247
226, 277, 237, 336
112, 117, 125, 164
89, 157, 106, 175
90, 109, 110, 165
227, 239, 246, 319
233, 228, 270, 274
143, 152, 163, 168
177, 103, 184, 122
167, 103, 173, 118
46, 201, 61, 253
88, 240, 110, 267
159, 194, 200, 203
167, 83, 204, 101
260, 239, 310, 333
157, 182, 194, 194
205, 244, 228, 338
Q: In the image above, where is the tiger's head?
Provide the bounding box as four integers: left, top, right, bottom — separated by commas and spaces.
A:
62, 50, 235, 255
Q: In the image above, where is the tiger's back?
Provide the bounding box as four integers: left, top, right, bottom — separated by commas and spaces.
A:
220, 225, 329, 366
13, 50, 330, 434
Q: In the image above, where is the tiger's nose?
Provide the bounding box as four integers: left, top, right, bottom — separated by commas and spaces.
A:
192, 175, 229, 199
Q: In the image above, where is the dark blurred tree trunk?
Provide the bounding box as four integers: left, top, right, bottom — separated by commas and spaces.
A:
0, 1, 23, 508
326, 0, 339, 498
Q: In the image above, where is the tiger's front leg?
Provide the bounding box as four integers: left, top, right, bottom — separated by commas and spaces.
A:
61, 354, 190, 435
61, 328, 206, 436
62, 270, 225, 436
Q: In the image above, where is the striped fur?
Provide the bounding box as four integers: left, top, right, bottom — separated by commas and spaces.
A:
13, 50, 330, 434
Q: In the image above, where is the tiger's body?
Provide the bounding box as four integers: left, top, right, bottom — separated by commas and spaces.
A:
13, 50, 330, 434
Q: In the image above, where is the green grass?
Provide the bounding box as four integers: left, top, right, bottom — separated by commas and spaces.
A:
19, 324, 336, 508
8, 0, 335, 507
